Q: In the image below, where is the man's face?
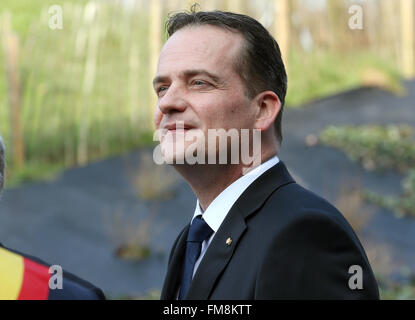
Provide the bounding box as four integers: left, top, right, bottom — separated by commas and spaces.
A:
153, 25, 257, 164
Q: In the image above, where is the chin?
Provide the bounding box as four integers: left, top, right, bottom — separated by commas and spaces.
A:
159, 141, 188, 165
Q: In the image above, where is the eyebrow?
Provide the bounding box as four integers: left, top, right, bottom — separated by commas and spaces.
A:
152, 69, 223, 88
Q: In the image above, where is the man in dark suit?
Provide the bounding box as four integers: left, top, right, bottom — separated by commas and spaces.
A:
153, 9, 379, 299
0, 136, 105, 299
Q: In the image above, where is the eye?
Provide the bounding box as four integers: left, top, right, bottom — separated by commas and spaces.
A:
193, 80, 205, 86
191, 79, 211, 88
156, 86, 168, 97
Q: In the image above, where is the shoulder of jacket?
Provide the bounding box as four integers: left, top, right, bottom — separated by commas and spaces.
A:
0, 245, 105, 300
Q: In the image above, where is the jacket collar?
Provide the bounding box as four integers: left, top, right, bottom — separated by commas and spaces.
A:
161, 161, 295, 299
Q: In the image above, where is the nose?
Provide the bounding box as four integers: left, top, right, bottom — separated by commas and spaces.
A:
157, 84, 187, 115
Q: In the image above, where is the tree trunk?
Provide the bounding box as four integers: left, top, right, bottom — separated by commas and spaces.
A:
1, 13, 25, 169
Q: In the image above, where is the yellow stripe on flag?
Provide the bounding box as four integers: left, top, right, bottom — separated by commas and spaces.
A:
0, 247, 24, 300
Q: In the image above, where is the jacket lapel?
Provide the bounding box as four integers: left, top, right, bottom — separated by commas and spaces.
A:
160, 225, 189, 299
186, 161, 295, 299
186, 207, 246, 299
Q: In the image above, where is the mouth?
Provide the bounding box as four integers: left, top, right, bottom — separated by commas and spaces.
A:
163, 123, 196, 132
167, 128, 193, 133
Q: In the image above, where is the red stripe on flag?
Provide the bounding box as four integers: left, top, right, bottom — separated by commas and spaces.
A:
17, 258, 50, 300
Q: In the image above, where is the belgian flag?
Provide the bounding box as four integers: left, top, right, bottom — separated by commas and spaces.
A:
0, 246, 51, 299
0, 246, 105, 300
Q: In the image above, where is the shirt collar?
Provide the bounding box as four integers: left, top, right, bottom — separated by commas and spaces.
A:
192, 155, 280, 232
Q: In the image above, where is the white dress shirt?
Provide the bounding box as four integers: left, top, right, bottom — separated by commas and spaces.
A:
190, 155, 280, 277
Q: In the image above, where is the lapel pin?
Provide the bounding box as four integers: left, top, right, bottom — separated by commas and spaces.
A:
226, 237, 232, 246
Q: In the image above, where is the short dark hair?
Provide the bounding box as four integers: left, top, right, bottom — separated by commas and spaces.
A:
165, 6, 287, 145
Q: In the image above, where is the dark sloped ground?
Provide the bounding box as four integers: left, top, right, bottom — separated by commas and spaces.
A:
0, 80, 414, 298
280, 80, 415, 282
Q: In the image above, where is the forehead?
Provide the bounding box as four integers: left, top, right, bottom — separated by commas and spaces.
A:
157, 25, 244, 77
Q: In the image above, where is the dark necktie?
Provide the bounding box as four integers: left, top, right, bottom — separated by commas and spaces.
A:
178, 215, 213, 300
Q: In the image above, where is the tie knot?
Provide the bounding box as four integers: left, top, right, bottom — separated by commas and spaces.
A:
187, 216, 213, 243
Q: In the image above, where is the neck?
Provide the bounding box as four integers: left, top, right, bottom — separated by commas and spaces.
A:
173, 147, 277, 211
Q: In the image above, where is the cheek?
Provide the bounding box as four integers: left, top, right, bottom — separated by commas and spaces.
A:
226, 97, 253, 128
190, 93, 251, 129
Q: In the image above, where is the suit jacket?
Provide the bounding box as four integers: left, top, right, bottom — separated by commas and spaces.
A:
0, 244, 105, 300
161, 161, 379, 299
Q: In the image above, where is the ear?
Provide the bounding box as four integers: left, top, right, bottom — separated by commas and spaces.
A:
253, 91, 281, 132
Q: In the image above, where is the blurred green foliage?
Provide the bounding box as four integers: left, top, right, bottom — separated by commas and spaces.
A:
320, 125, 415, 217
287, 49, 402, 107
378, 274, 415, 300
365, 169, 415, 218
111, 288, 161, 300
1, 1, 157, 185
320, 125, 415, 172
